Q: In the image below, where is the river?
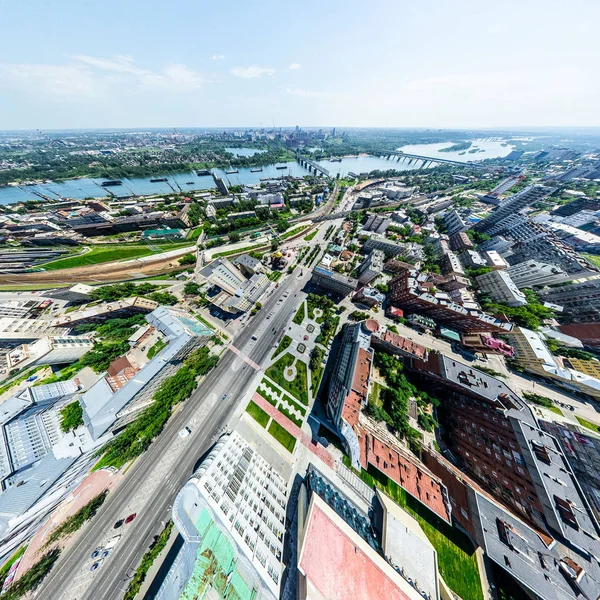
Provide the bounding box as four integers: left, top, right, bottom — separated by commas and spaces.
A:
0, 139, 513, 206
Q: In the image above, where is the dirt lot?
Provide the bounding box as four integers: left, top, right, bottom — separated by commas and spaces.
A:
0, 252, 188, 286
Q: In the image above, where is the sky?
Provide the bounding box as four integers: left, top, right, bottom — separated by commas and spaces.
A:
0, 0, 598, 130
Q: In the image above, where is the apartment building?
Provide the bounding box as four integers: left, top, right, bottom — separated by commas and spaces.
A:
357, 249, 384, 285
444, 210, 469, 236
507, 260, 571, 288
476, 270, 527, 307
363, 234, 405, 257
448, 231, 473, 251
540, 279, 600, 322
310, 266, 357, 297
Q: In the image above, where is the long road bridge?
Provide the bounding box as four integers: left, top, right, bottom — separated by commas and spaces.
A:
296, 154, 330, 177
382, 151, 484, 168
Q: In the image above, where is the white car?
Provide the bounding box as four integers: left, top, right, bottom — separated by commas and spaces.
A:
178, 427, 191, 438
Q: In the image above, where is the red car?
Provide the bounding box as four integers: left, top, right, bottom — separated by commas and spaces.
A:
125, 513, 137, 524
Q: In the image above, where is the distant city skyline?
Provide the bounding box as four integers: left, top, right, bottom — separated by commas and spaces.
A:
0, 0, 598, 129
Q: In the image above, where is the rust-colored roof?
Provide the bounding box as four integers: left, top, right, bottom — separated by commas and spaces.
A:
342, 348, 372, 427
362, 431, 451, 523
379, 331, 427, 359
105, 356, 138, 393
364, 319, 380, 333
107, 356, 133, 377
299, 501, 413, 600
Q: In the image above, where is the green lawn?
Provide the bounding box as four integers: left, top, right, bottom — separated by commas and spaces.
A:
583, 253, 600, 268
549, 406, 563, 416
267, 271, 283, 282
42, 246, 154, 270
265, 353, 309, 405
576, 416, 600, 433
212, 243, 267, 259
267, 420, 297, 452
311, 364, 324, 394
304, 229, 318, 241
345, 459, 483, 600
147, 339, 167, 360
292, 303, 305, 325
246, 401, 270, 428
272, 335, 293, 359
369, 381, 385, 408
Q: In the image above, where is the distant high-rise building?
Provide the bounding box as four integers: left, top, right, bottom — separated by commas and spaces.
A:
212, 173, 229, 196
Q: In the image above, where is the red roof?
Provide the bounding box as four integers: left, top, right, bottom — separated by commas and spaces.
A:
342, 348, 372, 427
379, 331, 427, 360
299, 501, 413, 600
364, 319, 380, 333
387, 306, 404, 318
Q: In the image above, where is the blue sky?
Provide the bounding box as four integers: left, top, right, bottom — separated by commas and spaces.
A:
0, 0, 598, 129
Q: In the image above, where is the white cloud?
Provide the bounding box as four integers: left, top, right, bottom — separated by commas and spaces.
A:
73, 54, 145, 75
230, 65, 275, 79
211, 54, 225, 60
284, 87, 331, 99
288, 63, 302, 70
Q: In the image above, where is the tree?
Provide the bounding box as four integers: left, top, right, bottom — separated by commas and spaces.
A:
183, 282, 201, 295
178, 253, 196, 266
276, 219, 289, 233
59, 401, 83, 432
147, 292, 178, 305
229, 231, 241, 243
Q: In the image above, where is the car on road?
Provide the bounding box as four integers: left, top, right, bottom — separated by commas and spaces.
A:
251, 334, 258, 340
90, 562, 101, 572
125, 513, 137, 524
105, 535, 122, 549
101, 549, 111, 559
178, 426, 191, 438
91, 547, 102, 559
221, 393, 231, 402
113, 519, 124, 529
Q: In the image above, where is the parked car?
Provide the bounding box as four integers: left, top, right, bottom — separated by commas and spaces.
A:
101, 549, 111, 559
91, 548, 102, 560
113, 519, 124, 529
125, 513, 137, 524
90, 562, 101, 572
178, 427, 191, 438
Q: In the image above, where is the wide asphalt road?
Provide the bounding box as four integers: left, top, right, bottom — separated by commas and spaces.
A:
37, 264, 314, 600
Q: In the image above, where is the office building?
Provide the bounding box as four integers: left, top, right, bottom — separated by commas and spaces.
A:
353, 287, 385, 307
199, 258, 270, 314
476, 270, 527, 307
477, 235, 513, 255
207, 196, 235, 209
444, 210, 469, 236
45, 284, 94, 305
388, 270, 513, 333
232, 253, 264, 277
559, 323, 600, 348
507, 260, 570, 288
5, 336, 93, 374
505, 326, 600, 399
357, 249, 384, 285
0, 299, 49, 319
80, 307, 212, 440
475, 185, 555, 233
155, 431, 287, 600
540, 279, 600, 322
0, 318, 69, 351
310, 266, 357, 297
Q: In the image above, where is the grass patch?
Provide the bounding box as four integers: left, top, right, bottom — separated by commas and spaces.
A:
304, 229, 318, 242
0, 283, 71, 291
292, 303, 305, 325
280, 225, 307, 240
265, 353, 309, 405
267, 420, 297, 452
212, 243, 266, 259
147, 339, 167, 359
311, 364, 324, 393
267, 270, 283, 282
549, 406, 563, 416
277, 403, 303, 427
0, 545, 27, 589
42, 246, 156, 270
583, 253, 600, 268
0, 365, 44, 397
344, 459, 482, 600
576, 416, 600, 433
44, 491, 108, 547
272, 335, 292, 358
369, 381, 385, 408
246, 401, 270, 428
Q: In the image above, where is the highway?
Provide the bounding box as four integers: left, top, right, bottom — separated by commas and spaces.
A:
37, 261, 315, 600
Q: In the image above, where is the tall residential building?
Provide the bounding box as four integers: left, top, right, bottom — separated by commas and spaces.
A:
475, 270, 527, 307
52, 297, 159, 327
507, 260, 571, 288
475, 185, 555, 233
155, 431, 288, 600
444, 210, 469, 236
388, 270, 513, 333
448, 231, 473, 251
363, 234, 404, 257
485, 214, 548, 242
363, 214, 391, 234
540, 279, 600, 322
212, 173, 229, 196
357, 249, 384, 285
